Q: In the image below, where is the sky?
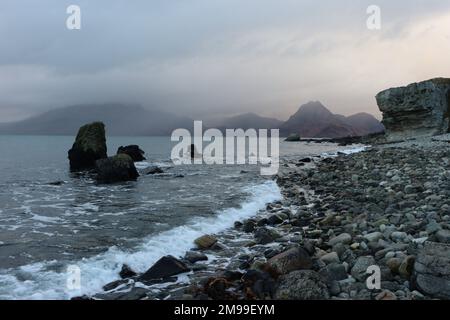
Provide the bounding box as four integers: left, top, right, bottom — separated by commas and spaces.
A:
1, 0, 450, 122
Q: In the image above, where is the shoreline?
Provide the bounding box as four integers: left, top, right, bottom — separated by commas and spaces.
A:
85, 136, 450, 300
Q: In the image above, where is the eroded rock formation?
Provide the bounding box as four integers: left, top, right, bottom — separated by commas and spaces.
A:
376, 78, 450, 142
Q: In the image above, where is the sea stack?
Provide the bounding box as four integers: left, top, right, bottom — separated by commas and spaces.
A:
68, 122, 108, 171
376, 78, 450, 142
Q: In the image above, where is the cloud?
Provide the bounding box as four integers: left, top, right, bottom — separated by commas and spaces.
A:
1, 0, 450, 122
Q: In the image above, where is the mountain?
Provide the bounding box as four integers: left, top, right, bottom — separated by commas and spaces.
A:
280, 101, 384, 138
0, 103, 193, 136
210, 113, 283, 131
345, 112, 385, 136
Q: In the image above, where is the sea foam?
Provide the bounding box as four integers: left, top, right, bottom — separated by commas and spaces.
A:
0, 180, 281, 300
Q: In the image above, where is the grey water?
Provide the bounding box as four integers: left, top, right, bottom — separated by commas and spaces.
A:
0, 135, 354, 299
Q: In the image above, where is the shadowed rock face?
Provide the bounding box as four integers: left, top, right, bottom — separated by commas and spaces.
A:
68, 122, 107, 171
376, 78, 450, 142
95, 154, 139, 183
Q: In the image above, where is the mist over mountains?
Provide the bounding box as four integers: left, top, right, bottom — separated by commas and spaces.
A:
0, 102, 384, 138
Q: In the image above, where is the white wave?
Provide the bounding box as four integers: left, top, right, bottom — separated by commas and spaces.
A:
0, 180, 282, 300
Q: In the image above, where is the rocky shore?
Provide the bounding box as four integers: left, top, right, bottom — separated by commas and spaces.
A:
79, 134, 450, 301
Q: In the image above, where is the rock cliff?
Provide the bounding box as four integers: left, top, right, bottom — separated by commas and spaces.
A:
376, 78, 450, 142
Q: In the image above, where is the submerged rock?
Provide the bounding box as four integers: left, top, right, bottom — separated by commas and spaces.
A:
95, 154, 139, 183
139, 256, 189, 281
119, 264, 137, 279
145, 166, 164, 175
68, 122, 107, 171
117, 145, 146, 162
376, 78, 450, 142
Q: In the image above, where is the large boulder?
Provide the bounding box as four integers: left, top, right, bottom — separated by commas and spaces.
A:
117, 145, 146, 162
139, 256, 189, 281
267, 247, 312, 275
68, 122, 107, 171
376, 78, 450, 142
275, 270, 330, 300
95, 154, 139, 183
413, 241, 450, 299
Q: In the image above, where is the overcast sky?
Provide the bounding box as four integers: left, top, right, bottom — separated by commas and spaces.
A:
1, 0, 450, 122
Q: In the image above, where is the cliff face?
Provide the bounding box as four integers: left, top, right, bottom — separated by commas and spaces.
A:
376, 78, 450, 142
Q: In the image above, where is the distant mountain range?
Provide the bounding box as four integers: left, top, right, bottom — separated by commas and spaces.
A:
0, 101, 384, 138
280, 101, 384, 138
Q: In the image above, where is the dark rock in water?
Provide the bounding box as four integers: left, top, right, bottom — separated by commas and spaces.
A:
267, 214, 284, 225
117, 145, 146, 162
103, 279, 129, 291
70, 295, 92, 300
119, 264, 137, 279
275, 270, 330, 300
243, 220, 256, 233
96, 287, 148, 300
139, 255, 189, 281
48, 181, 64, 186
68, 122, 107, 171
299, 157, 312, 163
185, 251, 208, 263
376, 78, 450, 142
285, 133, 301, 142
194, 235, 217, 249
145, 166, 164, 175
413, 241, 450, 299
95, 154, 139, 183
267, 247, 312, 275
254, 227, 280, 244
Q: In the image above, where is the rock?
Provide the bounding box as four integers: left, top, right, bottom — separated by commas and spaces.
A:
242, 220, 256, 233
398, 256, 415, 279
68, 122, 107, 171
285, 133, 301, 142
328, 233, 352, 246
194, 235, 217, 249
117, 145, 146, 162
241, 270, 276, 299
364, 232, 384, 243
139, 256, 189, 281
351, 256, 376, 282
119, 264, 137, 279
413, 242, 450, 299
254, 227, 280, 245
386, 258, 402, 274
376, 78, 450, 142
185, 251, 208, 263
267, 247, 312, 275
267, 214, 284, 225
95, 154, 139, 183
204, 277, 233, 300
145, 166, 164, 175
322, 263, 348, 282
375, 290, 397, 301
275, 270, 330, 300
436, 229, 450, 244
103, 279, 129, 291
320, 252, 340, 265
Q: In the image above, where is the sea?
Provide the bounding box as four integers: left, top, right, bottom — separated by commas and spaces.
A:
0, 135, 364, 299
